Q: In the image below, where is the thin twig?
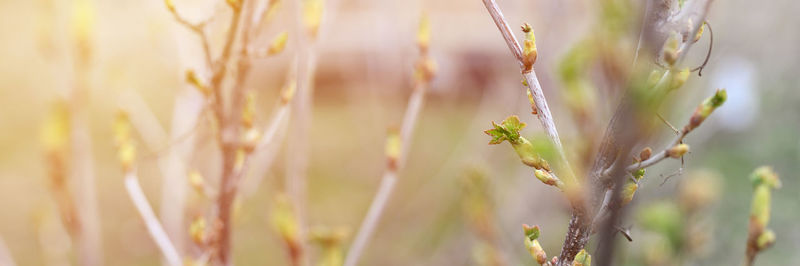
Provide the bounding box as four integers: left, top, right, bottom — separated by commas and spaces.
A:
344, 18, 433, 262
124, 171, 182, 266
344, 74, 430, 266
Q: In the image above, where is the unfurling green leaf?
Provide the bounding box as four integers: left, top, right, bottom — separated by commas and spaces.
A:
572, 249, 591, 266
522, 224, 540, 240
484, 115, 525, 144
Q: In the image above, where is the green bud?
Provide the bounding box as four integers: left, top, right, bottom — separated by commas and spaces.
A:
513, 137, 551, 170
633, 168, 646, 180
706, 89, 727, 108
693, 22, 705, 43
521, 23, 537, 69
572, 249, 591, 266
670, 68, 690, 90
522, 225, 546, 265
646, 69, 665, 89
667, 143, 689, 158
662, 32, 681, 66
756, 229, 776, 249
622, 182, 638, 206
534, 169, 563, 188
750, 184, 771, 228
750, 166, 781, 189
529, 239, 547, 265
686, 89, 727, 132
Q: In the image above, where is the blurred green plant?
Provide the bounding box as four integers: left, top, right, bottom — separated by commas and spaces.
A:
745, 166, 780, 266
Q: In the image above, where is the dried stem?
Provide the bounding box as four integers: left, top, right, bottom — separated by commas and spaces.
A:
124, 171, 182, 266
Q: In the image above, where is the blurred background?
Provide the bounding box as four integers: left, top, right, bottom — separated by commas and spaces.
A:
0, 0, 798, 265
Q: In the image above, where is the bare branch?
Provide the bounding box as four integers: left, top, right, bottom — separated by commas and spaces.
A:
344, 14, 434, 264
480, 0, 523, 66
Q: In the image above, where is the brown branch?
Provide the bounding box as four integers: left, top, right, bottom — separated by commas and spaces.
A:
202, 1, 261, 265
479, 2, 587, 265
592, 2, 714, 264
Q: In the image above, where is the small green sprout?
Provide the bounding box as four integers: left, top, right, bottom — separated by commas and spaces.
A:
484, 115, 551, 171
523, 224, 547, 265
